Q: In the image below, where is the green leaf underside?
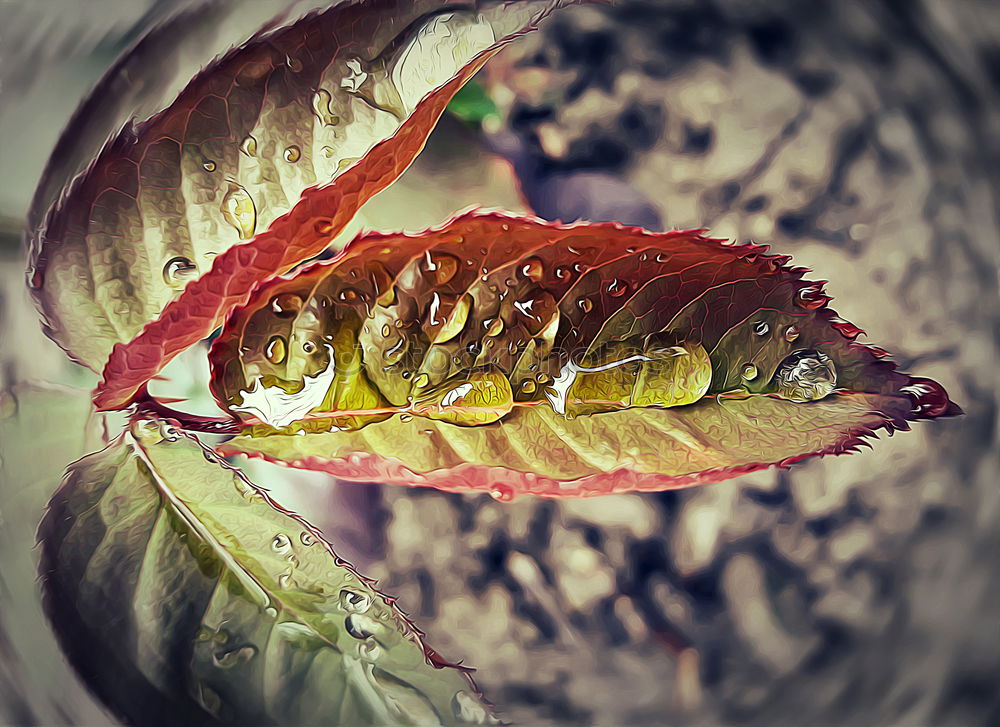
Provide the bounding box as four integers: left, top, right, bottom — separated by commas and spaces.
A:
219, 392, 915, 498
29, 0, 567, 375
37, 417, 495, 726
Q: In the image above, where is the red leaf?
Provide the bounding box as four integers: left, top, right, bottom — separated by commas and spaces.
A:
205, 211, 959, 495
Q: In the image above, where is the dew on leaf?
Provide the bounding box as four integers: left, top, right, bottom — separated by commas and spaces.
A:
265, 336, 287, 364
283, 145, 301, 163
162, 256, 197, 287
220, 181, 256, 240
741, 363, 758, 380
340, 588, 373, 613
212, 644, 257, 669
772, 349, 837, 402
239, 135, 257, 157
753, 321, 770, 336
271, 294, 302, 316
202, 160, 216, 172
520, 257, 544, 282
784, 325, 800, 342
271, 533, 292, 553
311, 88, 340, 126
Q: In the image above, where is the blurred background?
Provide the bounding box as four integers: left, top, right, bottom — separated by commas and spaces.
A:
1, 0, 998, 724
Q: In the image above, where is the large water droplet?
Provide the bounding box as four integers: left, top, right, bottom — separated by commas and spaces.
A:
283, 145, 301, 163
271, 293, 302, 316
520, 257, 544, 282
221, 182, 256, 240
162, 256, 197, 287
311, 88, 340, 126
772, 349, 837, 402
265, 336, 287, 365
345, 615, 375, 640
741, 363, 758, 381
340, 588, 372, 613
423, 251, 459, 285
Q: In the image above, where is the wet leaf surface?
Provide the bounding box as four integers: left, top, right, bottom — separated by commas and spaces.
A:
208, 211, 958, 495
37, 415, 496, 726
25, 0, 568, 407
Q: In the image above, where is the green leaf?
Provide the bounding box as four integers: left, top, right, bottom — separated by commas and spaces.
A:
219, 391, 918, 499
37, 416, 495, 726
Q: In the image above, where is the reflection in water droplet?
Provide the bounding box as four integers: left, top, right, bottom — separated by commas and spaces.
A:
239, 135, 257, 157
202, 160, 216, 172
578, 297, 593, 313
521, 257, 543, 282
311, 88, 340, 126
271, 293, 303, 316
784, 325, 800, 342
265, 336, 287, 365
340, 588, 372, 613
162, 256, 197, 287
772, 349, 837, 402
753, 321, 770, 336
212, 645, 258, 669
283, 145, 301, 163
741, 363, 758, 380
221, 182, 256, 240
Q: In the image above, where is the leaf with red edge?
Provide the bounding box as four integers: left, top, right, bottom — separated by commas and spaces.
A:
25, 0, 571, 401
206, 210, 960, 496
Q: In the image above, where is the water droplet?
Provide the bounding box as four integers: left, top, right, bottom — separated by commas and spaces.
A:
277, 572, 296, 590
338, 287, 359, 302
286, 54, 303, 72
358, 639, 382, 660
221, 182, 256, 240
384, 335, 408, 365
311, 88, 339, 126
413, 373, 429, 389
520, 379, 536, 394
535, 372, 552, 385
340, 588, 372, 613
452, 690, 496, 724
520, 257, 544, 282
212, 644, 257, 668
784, 325, 800, 342
772, 349, 837, 402
400, 413, 413, 422
490, 484, 514, 502
271, 293, 302, 316
345, 614, 375, 640
264, 606, 278, 619
423, 252, 459, 285
555, 265, 571, 280
381, 323, 392, 337
900, 377, 953, 417
321, 145, 335, 158
239, 135, 257, 157
753, 321, 770, 336
302, 340, 317, 354
271, 533, 292, 553
607, 279, 628, 297
283, 145, 301, 163
741, 363, 758, 380
578, 297, 593, 313
300, 531, 316, 546
466, 341, 482, 356
484, 317, 504, 337
796, 285, 828, 310
265, 336, 287, 364
162, 256, 197, 287
202, 160, 216, 172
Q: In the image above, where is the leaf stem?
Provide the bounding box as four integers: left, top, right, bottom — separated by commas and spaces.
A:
132, 386, 241, 434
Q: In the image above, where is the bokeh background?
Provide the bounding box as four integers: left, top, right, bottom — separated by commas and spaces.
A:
1, 0, 998, 725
